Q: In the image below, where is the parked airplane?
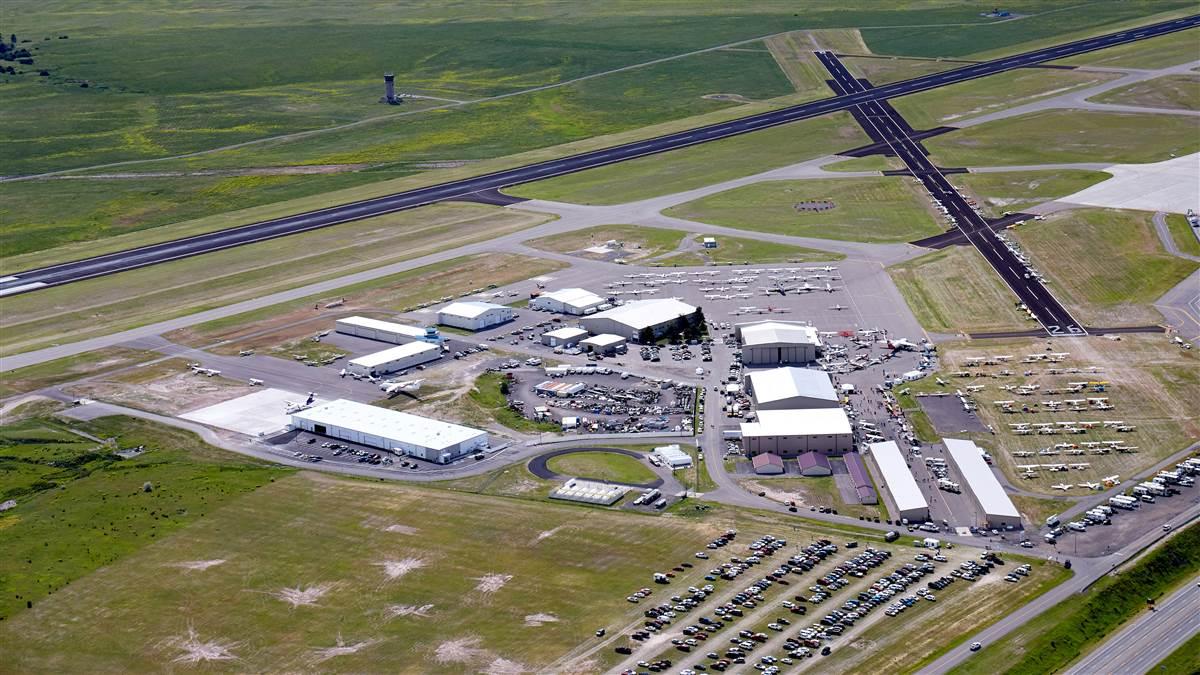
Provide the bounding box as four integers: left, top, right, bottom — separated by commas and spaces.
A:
1077, 481, 1101, 490
828, 304, 848, 311
1051, 484, 1074, 491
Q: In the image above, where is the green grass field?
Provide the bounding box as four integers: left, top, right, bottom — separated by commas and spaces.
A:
1012, 209, 1199, 326
890, 67, 1119, 129
506, 112, 870, 205
1165, 213, 1200, 257
1057, 24, 1200, 68
0, 415, 289, 622
960, 522, 1200, 675
889, 246, 1033, 334
841, 55, 958, 86
739, 475, 881, 520
1091, 74, 1200, 111
925, 110, 1200, 167
1, 206, 552, 358
953, 170, 1111, 218
662, 177, 942, 243
544, 451, 658, 484
821, 154, 905, 172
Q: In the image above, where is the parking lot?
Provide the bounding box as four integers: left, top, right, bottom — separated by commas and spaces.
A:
594, 527, 1050, 675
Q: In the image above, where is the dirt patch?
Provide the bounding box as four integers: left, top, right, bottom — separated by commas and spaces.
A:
702, 93, 755, 103
270, 583, 337, 608
473, 573, 513, 594
361, 516, 420, 535
485, 657, 529, 674
167, 559, 227, 572
162, 626, 241, 664
311, 635, 379, 663
384, 604, 435, 619
523, 613, 559, 627
532, 526, 566, 545
377, 557, 428, 580
794, 199, 836, 212
64, 360, 253, 416
434, 637, 489, 664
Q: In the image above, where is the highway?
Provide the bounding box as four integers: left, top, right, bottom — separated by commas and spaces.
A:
1064, 577, 1200, 675
2, 13, 1197, 297
816, 51, 1087, 336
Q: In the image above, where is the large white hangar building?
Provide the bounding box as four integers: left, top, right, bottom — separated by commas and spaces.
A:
739, 408, 852, 456
531, 288, 606, 315
291, 399, 489, 464
336, 316, 439, 344
744, 367, 839, 410
581, 298, 698, 341
945, 439, 1022, 529
347, 341, 440, 377
735, 321, 821, 365
868, 441, 929, 522
438, 301, 513, 331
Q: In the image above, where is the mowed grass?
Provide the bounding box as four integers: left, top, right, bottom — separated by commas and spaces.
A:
505, 112, 870, 205
841, 55, 959, 86
656, 234, 843, 266
0, 415, 289, 622
1009, 494, 1072, 528
545, 451, 658, 484
960, 522, 1200, 675
889, 246, 1033, 334
738, 476, 882, 520
663, 177, 941, 243
1056, 24, 1200, 68
526, 224, 686, 260
1091, 74, 1200, 111
1, 205, 551, 358
906, 335, 1200, 494
0, 347, 159, 398
0, 468, 727, 671
0, 171, 381, 257
1165, 213, 1200, 257
953, 169, 1112, 218
890, 67, 1120, 129
1012, 208, 1199, 326
925, 109, 1200, 167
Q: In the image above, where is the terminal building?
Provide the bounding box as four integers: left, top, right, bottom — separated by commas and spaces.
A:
531, 288, 606, 315
291, 399, 489, 464
739, 408, 853, 456
335, 316, 440, 344
744, 367, 839, 410
581, 298, 699, 341
945, 439, 1022, 529
347, 341, 440, 377
735, 321, 821, 366
437, 301, 513, 331
868, 441, 929, 522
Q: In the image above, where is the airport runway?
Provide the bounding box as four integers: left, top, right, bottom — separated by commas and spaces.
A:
2, 14, 1196, 297
1063, 575, 1200, 675
816, 51, 1087, 336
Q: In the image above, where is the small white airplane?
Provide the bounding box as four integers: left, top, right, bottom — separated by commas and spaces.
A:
1077, 481, 1101, 490
248, 378, 263, 386
1051, 483, 1074, 491
829, 304, 848, 311
380, 378, 424, 395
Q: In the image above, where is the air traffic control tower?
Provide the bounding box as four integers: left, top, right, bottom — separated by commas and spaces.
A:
382, 73, 398, 104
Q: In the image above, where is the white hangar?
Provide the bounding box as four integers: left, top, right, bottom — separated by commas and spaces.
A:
438, 301, 514, 331
744, 367, 839, 410
580, 298, 698, 341
735, 321, 822, 365
291, 399, 489, 464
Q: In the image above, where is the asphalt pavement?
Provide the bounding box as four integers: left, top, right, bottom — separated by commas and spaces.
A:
3, 13, 1196, 296
816, 50, 1087, 337
1064, 576, 1200, 675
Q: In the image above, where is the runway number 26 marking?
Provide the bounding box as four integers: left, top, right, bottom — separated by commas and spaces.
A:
1047, 325, 1085, 335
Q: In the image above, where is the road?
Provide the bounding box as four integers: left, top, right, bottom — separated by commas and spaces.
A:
920, 499, 1200, 674
1064, 575, 1200, 675
816, 50, 1087, 337
2, 13, 1196, 297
